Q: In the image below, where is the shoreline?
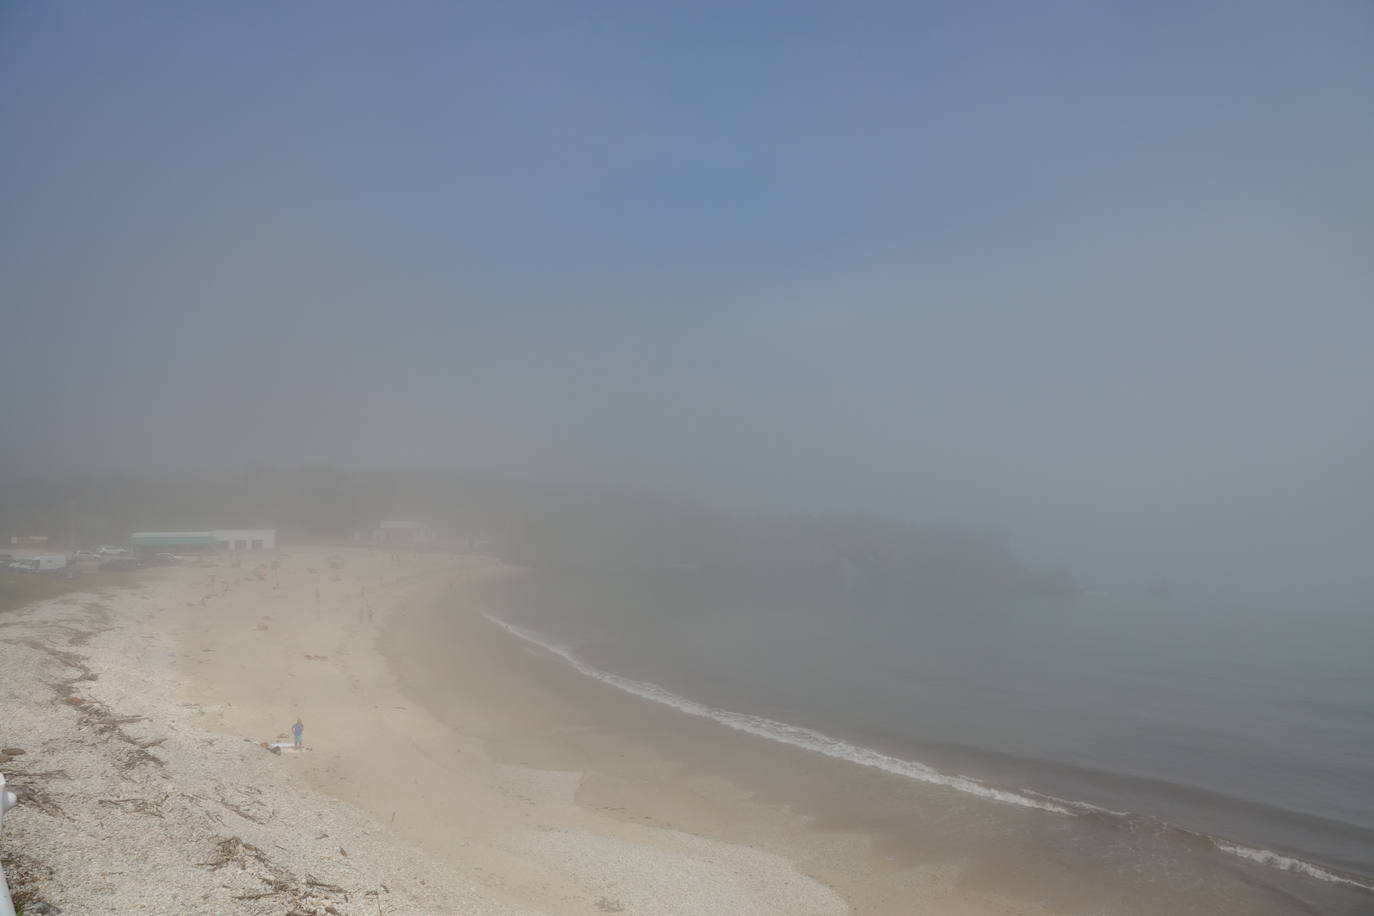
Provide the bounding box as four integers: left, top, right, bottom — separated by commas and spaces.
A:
2, 546, 1350, 914
482, 607, 1374, 896
169, 546, 854, 914
410, 566, 1361, 916
3, 548, 867, 914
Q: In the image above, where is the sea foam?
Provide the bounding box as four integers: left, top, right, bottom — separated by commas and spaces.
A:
485, 613, 1374, 894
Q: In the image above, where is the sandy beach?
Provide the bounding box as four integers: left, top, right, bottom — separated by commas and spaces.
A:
0, 546, 1055, 915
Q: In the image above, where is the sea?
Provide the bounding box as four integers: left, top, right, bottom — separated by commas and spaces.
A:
482, 577, 1374, 915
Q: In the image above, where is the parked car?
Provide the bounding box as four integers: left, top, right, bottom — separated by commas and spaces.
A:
19, 556, 69, 572
98, 546, 128, 556
74, 550, 101, 561
153, 553, 183, 564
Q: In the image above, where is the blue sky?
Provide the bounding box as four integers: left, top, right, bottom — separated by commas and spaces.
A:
2, 2, 1372, 599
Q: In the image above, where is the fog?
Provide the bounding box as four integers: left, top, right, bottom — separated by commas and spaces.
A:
5, 7, 1374, 914
3, 1, 1372, 605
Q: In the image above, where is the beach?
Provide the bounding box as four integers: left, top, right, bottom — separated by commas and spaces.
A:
7, 545, 1358, 914
0, 546, 1060, 915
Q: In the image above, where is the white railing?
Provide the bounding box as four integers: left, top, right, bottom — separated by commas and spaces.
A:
0, 772, 16, 916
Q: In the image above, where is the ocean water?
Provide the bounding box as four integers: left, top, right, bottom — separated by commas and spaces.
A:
483, 578, 1374, 913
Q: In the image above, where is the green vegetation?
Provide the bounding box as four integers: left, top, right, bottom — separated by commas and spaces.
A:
0, 467, 1076, 618
0, 568, 141, 616
0, 569, 82, 615
0, 466, 527, 546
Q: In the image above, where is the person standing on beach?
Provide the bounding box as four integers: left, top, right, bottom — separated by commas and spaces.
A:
292, 718, 304, 750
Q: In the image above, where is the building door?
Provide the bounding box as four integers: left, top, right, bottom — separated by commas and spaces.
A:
251, 539, 263, 550
235, 540, 247, 550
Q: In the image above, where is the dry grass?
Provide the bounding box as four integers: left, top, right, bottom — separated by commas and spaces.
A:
97, 795, 167, 818
0, 848, 54, 914
218, 795, 268, 825
2, 766, 70, 819
118, 747, 165, 771
9, 625, 167, 762
8, 639, 97, 684
197, 835, 352, 913
198, 835, 270, 870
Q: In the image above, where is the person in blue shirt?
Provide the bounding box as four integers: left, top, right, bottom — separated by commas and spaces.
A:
292, 718, 304, 750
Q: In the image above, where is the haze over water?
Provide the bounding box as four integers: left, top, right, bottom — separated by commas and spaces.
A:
4, 2, 1372, 611
488, 574, 1374, 914
3, 3, 1373, 913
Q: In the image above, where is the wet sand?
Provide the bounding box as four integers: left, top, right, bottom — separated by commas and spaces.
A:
390, 562, 1318, 916
3, 545, 1318, 913
166, 546, 855, 915
170, 544, 1062, 914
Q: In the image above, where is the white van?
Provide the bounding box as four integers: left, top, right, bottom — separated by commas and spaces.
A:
24, 556, 69, 572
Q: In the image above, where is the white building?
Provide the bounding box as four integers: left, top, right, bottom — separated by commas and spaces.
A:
130, 529, 276, 552
372, 521, 434, 546
212, 529, 276, 551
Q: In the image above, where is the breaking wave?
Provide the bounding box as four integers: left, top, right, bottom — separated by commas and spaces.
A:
485, 613, 1374, 895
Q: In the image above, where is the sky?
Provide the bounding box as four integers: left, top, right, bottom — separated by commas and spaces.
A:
2, 1, 1372, 601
